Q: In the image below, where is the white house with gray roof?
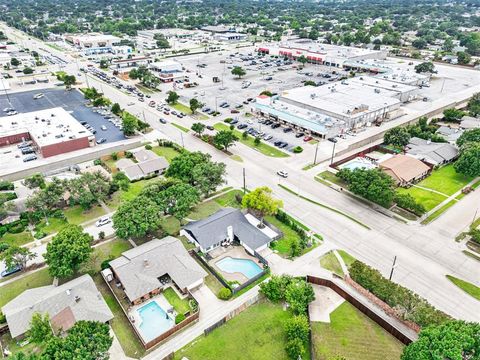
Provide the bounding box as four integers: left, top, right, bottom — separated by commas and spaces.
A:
2, 275, 113, 339
109, 236, 207, 305
405, 137, 459, 166
181, 208, 278, 255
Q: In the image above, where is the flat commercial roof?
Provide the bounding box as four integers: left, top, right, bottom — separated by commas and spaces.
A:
349, 76, 418, 94
0, 107, 93, 147
281, 83, 401, 119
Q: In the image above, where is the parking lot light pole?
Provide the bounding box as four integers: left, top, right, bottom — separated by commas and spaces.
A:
328, 137, 337, 165
313, 141, 319, 165
389, 256, 398, 281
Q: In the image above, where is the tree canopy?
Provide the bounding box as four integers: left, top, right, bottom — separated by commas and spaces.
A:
231, 66, 246, 78
213, 130, 238, 151
454, 142, 480, 177
241, 186, 283, 223
113, 195, 161, 239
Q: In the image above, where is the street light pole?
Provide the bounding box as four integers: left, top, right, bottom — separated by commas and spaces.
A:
389, 256, 397, 281
243, 168, 246, 194
313, 141, 319, 165
330, 139, 337, 165
180, 131, 185, 148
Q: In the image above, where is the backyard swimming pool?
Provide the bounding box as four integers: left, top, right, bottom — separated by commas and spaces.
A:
137, 301, 174, 342
339, 157, 376, 171
216, 257, 263, 279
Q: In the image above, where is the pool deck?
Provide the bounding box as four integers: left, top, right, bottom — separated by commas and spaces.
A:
208, 246, 263, 284
129, 292, 176, 342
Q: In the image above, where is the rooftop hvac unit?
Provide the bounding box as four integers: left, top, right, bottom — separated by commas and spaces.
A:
374, 88, 380, 93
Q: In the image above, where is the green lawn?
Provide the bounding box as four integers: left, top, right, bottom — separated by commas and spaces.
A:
214, 123, 289, 158
172, 122, 190, 133
63, 205, 106, 225
312, 301, 404, 360
151, 146, 181, 163
119, 178, 159, 203
267, 215, 303, 256
421, 199, 457, 224
337, 250, 356, 268
320, 251, 344, 277
0, 231, 34, 247
81, 239, 132, 274
397, 186, 448, 211
35, 217, 69, 236
446, 275, 480, 301
172, 102, 192, 115
317, 171, 347, 187
93, 274, 146, 359
173, 302, 309, 360
213, 189, 243, 208
0, 269, 53, 309
188, 200, 222, 221
416, 164, 473, 196
163, 287, 191, 314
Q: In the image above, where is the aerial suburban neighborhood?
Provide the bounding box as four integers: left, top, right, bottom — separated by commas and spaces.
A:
0, 0, 479, 359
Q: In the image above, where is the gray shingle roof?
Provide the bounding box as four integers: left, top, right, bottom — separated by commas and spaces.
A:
406, 137, 459, 164
1, 275, 113, 338
109, 237, 207, 302
183, 208, 272, 251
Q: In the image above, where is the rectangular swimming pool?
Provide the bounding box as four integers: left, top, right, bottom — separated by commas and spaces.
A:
137, 301, 174, 342
216, 257, 263, 279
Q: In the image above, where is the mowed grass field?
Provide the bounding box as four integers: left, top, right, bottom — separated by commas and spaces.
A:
173, 302, 309, 360
397, 186, 448, 211
312, 302, 404, 360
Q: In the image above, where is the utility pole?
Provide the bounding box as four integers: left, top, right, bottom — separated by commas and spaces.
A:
180, 131, 185, 148
329, 138, 337, 165
313, 140, 319, 165
389, 256, 397, 281
243, 168, 246, 194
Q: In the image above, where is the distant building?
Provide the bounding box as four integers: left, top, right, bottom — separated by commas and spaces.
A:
405, 137, 459, 166
2, 275, 113, 339
110, 56, 152, 73
460, 115, 480, 130
65, 34, 121, 49
436, 126, 464, 144
149, 60, 185, 83
0, 107, 95, 157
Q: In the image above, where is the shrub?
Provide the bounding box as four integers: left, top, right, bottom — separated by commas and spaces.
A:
218, 287, 232, 300
93, 159, 102, 166
125, 151, 133, 158
189, 299, 198, 312
100, 258, 113, 270
0, 181, 14, 191
0, 312, 6, 324
259, 275, 293, 302
34, 230, 47, 239
111, 152, 118, 161
145, 144, 152, 150
285, 279, 315, 315
394, 193, 426, 216
7, 221, 25, 234
242, 131, 249, 139
98, 231, 105, 240
224, 118, 233, 123
469, 229, 480, 244
284, 315, 310, 342
254, 137, 261, 146
175, 313, 186, 324
235, 193, 243, 204
293, 146, 303, 153
349, 260, 450, 327
285, 338, 305, 360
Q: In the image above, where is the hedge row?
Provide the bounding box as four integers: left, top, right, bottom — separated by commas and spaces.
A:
349, 260, 450, 328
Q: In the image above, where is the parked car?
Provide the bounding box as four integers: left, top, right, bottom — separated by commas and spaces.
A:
295, 132, 305, 138
159, 118, 167, 124
33, 93, 44, 99
237, 124, 248, 129
1, 265, 22, 278
206, 125, 214, 131
277, 170, 288, 178
101, 125, 107, 131
303, 136, 313, 142
23, 154, 37, 162
271, 123, 280, 129
95, 216, 111, 227
283, 127, 293, 133
96, 138, 107, 144
230, 109, 240, 114
264, 134, 273, 141
21, 147, 34, 155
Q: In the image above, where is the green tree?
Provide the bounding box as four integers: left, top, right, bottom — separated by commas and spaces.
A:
284, 314, 310, 342
121, 112, 138, 136
384, 127, 411, 147
259, 275, 294, 302
156, 183, 200, 220
415, 62, 435, 73
401, 321, 480, 360
241, 186, 283, 226
304, 80, 316, 86
454, 143, 480, 177
443, 108, 465, 122
111, 102, 121, 115
297, 55, 308, 68
6, 353, 39, 360
213, 130, 238, 151
25, 178, 65, 224
112, 171, 130, 191
45, 225, 93, 279
28, 313, 52, 344
166, 91, 179, 105
113, 196, 161, 239
457, 128, 480, 147
467, 92, 480, 116
442, 38, 454, 52
10, 57, 21, 66
166, 151, 211, 184
191, 160, 226, 197
254, 136, 261, 146
23, 67, 34, 74
99, 59, 109, 69
154, 33, 170, 50
457, 51, 472, 65
285, 279, 315, 314
0, 245, 36, 272
412, 38, 427, 49
231, 66, 246, 78
337, 168, 396, 208
24, 173, 45, 189
63, 75, 76, 89
42, 321, 112, 360
189, 98, 204, 114
191, 122, 206, 136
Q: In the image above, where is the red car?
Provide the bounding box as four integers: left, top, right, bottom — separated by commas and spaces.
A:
230, 109, 240, 114
303, 135, 313, 142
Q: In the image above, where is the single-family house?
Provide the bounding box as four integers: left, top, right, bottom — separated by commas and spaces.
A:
1, 275, 113, 339
181, 208, 278, 255
379, 154, 431, 187
109, 236, 207, 305
405, 137, 459, 166
435, 126, 464, 144
115, 151, 169, 181
460, 116, 480, 130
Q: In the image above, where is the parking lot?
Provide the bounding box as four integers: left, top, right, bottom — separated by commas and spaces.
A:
0, 88, 125, 144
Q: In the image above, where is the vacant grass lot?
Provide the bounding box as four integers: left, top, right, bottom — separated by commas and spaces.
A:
312, 302, 404, 360
397, 186, 447, 211
214, 123, 289, 158
417, 164, 473, 196
320, 251, 344, 276
173, 302, 309, 360
446, 275, 480, 301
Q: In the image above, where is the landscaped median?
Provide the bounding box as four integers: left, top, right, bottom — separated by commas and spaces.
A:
213, 123, 289, 158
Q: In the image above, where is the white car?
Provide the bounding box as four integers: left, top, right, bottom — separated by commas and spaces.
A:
101, 125, 107, 131
33, 93, 44, 99
277, 171, 288, 178
127, 102, 135, 106
7, 110, 18, 116
95, 217, 111, 227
